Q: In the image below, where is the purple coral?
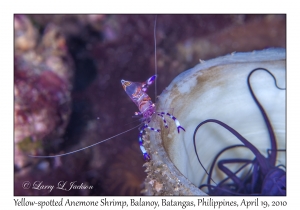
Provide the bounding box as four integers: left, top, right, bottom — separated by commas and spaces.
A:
14, 15, 73, 169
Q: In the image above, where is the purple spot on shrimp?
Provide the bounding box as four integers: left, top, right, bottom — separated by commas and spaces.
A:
177, 126, 185, 133
147, 75, 157, 85
143, 153, 151, 161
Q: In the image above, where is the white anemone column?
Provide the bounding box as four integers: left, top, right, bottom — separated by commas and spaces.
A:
142, 48, 285, 195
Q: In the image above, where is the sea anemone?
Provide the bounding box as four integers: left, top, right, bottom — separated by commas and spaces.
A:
143, 48, 285, 195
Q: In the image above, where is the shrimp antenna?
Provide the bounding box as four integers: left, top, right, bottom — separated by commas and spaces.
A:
154, 15, 157, 102
28, 124, 141, 158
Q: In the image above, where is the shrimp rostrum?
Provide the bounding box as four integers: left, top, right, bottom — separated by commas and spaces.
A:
121, 75, 185, 161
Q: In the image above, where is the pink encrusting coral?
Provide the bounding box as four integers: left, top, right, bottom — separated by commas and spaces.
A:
14, 15, 73, 168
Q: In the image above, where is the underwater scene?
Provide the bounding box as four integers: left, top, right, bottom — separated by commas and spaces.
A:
14, 14, 286, 196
